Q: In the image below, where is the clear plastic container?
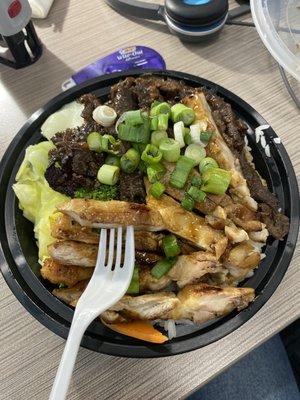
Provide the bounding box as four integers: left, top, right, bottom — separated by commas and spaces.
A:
251, 0, 300, 81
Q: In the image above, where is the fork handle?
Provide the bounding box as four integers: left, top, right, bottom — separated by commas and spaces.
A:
49, 314, 90, 400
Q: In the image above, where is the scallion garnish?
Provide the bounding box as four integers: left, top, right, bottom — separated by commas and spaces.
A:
141, 144, 162, 164
200, 131, 213, 144
150, 257, 177, 279
149, 181, 166, 199
199, 157, 219, 174
184, 144, 206, 166
97, 164, 120, 185
150, 116, 158, 131
105, 154, 121, 168
170, 156, 195, 189
181, 194, 195, 211
159, 138, 180, 163
127, 267, 139, 294
147, 163, 166, 183
157, 114, 169, 131
151, 130, 168, 147
187, 186, 206, 202
171, 103, 195, 126
87, 132, 102, 152
162, 235, 181, 258
150, 102, 171, 117
191, 175, 202, 187
173, 121, 186, 148
201, 168, 231, 195
120, 148, 140, 173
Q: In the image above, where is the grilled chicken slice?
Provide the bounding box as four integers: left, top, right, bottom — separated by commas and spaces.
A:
146, 193, 228, 258
49, 240, 162, 267
58, 199, 165, 231
51, 213, 164, 251
48, 240, 97, 267
168, 251, 224, 288
223, 241, 261, 283
168, 283, 255, 323
41, 259, 93, 287
53, 282, 254, 325
107, 292, 180, 322
183, 92, 257, 211
139, 267, 172, 292
53, 280, 88, 306
50, 213, 99, 244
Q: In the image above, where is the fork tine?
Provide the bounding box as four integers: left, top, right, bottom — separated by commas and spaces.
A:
113, 226, 135, 291
95, 228, 107, 272
106, 228, 115, 270
114, 227, 123, 270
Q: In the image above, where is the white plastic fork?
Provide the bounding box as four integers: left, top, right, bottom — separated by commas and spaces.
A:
49, 226, 135, 400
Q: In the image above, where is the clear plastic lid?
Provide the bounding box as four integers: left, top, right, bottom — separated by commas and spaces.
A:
251, 0, 300, 81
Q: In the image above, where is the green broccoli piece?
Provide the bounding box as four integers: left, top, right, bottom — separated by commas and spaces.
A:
74, 185, 119, 201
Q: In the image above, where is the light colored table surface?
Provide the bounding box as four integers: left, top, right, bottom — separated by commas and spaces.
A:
0, 2, 299, 400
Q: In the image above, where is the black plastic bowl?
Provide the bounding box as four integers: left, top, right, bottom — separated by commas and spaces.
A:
0, 70, 299, 358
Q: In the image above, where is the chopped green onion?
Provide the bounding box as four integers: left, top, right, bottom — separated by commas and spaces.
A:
201, 168, 231, 195
199, 157, 219, 174
162, 235, 181, 258
100, 134, 122, 155
132, 142, 146, 154
151, 130, 168, 147
138, 160, 147, 173
181, 194, 195, 211
127, 267, 139, 294
151, 257, 177, 279
184, 130, 192, 145
159, 138, 181, 163
105, 154, 120, 167
190, 124, 202, 144
147, 163, 166, 183
173, 121, 185, 148
120, 148, 140, 173
97, 164, 119, 185
187, 186, 206, 202
141, 144, 162, 164
191, 175, 202, 187
200, 131, 213, 144
150, 102, 171, 117
171, 103, 195, 126
157, 114, 169, 131
170, 156, 195, 189
149, 182, 165, 199
123, 110, 144, 125
151, 100, 161, 109
117, 113, 150, 144
185, 144, 206, 166
92, 105, 117, 127
150, 116, 158, 131
87, 132, 102, 152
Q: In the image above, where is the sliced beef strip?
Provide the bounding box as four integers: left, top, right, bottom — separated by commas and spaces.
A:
203, 90, 289, 240
119, 170, 146, 204
258, 204, 289, 240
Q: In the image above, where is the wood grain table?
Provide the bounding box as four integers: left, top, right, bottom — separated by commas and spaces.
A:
0, 1, 299, 399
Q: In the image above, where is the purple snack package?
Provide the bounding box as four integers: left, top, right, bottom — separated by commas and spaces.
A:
62, 46, 166, 90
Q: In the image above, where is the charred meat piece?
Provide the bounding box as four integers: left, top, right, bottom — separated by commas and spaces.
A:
119, 170, 146, 204
77, 93, 101, 124
258, 203, 289, 240
139, 267, 172, 292
48, 240, 97, 267
41, 259, 93, 287
109, 77, 137, 114
204, 90, 247, 152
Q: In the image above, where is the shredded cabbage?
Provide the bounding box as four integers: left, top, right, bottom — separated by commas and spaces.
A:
13, 141, 69, 262
41, 101, 84, 140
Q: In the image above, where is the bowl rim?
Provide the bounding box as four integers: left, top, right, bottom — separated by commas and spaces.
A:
0, 69, 299, 358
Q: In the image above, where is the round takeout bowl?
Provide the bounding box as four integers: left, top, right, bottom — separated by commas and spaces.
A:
0, 70, 299, 358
